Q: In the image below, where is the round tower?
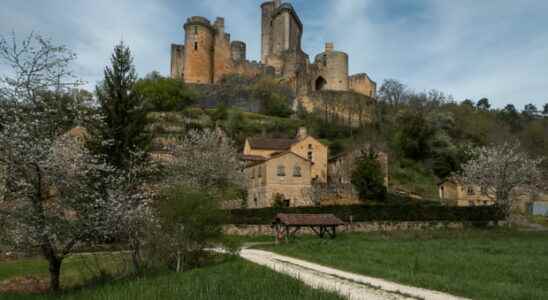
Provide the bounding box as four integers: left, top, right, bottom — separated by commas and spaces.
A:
231, 41, 246, 62
313, 43, 349, 91
183, 16, 214, 84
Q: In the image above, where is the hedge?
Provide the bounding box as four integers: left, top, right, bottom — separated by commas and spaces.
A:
224, 204, 504, 225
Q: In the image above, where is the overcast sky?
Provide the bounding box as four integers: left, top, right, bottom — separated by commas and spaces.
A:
1, 0, 547, 109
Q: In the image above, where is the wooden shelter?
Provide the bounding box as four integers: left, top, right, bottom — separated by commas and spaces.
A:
272, 213, 345, 242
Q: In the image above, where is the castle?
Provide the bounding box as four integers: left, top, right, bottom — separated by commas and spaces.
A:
170, 0, 376, 98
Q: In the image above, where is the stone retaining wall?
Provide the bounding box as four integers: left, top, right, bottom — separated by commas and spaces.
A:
222, 221, 483, 236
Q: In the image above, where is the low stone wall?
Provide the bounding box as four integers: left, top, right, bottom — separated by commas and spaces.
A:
223, 221, 476, 236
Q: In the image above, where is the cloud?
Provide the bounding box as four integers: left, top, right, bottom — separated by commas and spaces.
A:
1, 0, 547, 108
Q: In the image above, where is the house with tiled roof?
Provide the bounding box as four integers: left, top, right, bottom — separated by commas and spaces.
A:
242, 127, 328, 208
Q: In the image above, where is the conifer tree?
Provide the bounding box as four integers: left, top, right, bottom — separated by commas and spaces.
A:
93, 42, 150, 169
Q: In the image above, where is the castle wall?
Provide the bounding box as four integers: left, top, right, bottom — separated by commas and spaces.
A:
183, 17, 214, 84
231, 41, 246, 62
212, 19, 234, 83
170, 44, 185, 80
349, 73, 377, 97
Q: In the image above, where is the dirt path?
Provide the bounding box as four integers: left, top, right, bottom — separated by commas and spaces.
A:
239, 248, 469, 300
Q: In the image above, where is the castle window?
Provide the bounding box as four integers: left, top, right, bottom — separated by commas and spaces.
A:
308, 144, 312, 150
467, 186, 475, 195
293, 165, 302, 177
258, 166, 262, 178
277, 165, 286, 176
307, 151, 313, 161
194, 42, 198, 51
193, 26, 198, 34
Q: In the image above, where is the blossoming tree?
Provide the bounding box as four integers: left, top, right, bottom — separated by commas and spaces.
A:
457, 141, 544, 221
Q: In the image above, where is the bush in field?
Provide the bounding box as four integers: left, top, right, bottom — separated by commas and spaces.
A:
154, 186, 225, 272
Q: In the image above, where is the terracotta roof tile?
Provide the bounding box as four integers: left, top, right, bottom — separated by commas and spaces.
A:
248, 138, 296, 150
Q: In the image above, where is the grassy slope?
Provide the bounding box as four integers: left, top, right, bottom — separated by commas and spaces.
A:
260, 230, 548, 300
0, 257, 342, 300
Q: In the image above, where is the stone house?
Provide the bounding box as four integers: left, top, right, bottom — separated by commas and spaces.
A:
438, 179, 495, 207
242, 128, 328, 207
438, 178, 547, 212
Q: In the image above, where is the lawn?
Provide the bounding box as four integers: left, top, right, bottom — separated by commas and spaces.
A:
260, 229, 548, 300
0, 256, 342, 300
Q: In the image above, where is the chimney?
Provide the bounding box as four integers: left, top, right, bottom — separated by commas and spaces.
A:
297, 127, 308, 139
325, 42, 334, 53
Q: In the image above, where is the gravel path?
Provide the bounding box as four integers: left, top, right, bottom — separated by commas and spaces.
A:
240, 248, 469, 300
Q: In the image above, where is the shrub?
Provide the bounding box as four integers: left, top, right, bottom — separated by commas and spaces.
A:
351, 150, 387, 201
225, 204, 504, 225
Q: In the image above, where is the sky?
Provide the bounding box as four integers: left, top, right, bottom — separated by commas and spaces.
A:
1, 0, 547, 109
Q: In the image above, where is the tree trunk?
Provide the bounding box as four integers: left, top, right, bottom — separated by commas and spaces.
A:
47, 256, 62, 292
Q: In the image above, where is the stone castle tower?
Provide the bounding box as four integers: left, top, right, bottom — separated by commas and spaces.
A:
170, 1, 376, 98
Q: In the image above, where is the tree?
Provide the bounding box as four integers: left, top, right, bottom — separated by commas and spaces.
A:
461, 99, 475, 107
167, 128, 244, 193
134, 71, 196, 111
351, 150, 387, 201
396, 110, 433, 160
476, 98, 491, 111
378, 79, 407, 107
155, 186, 225, 272
543, 103, 548, 116
522, 103, 538, 119
457, 142, 543, 221
0, 33, 154, 292
92, 42, 151, 169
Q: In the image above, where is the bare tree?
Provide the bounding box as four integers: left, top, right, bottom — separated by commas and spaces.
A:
378, 79, 407, 107
457, 141, 544, 222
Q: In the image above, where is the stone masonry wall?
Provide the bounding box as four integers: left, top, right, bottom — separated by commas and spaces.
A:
349, 73, 377, 97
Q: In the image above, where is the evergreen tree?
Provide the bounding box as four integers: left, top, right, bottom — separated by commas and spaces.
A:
92, 42, 150, 169
351, 150, 387, 201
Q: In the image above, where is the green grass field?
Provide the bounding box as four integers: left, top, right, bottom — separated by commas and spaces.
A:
0, 256, 342, 300
260, 229, 548, 300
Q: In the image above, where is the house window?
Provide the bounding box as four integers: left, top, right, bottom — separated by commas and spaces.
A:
467, 186, 475, 195
480, 186, 488, 195
307, 151, 313, 161
293, 165, 302, 177
257, 166, 262, 178
194, 42, 198, 51
277, 165, 286, 176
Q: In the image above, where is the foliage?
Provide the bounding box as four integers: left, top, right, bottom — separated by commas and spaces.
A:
457, 141, 543, 220
351, 150, 387, 201
134, 72, 196, 111
250, 77, 293, 117
395, 110, 433, 160
91, 42, 151, 170
154, 186, 225, 272
225, 203, 502, 225
272, 193, 288, 208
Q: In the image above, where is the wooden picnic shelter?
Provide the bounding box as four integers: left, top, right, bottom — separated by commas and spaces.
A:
272, 213, 345, 242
